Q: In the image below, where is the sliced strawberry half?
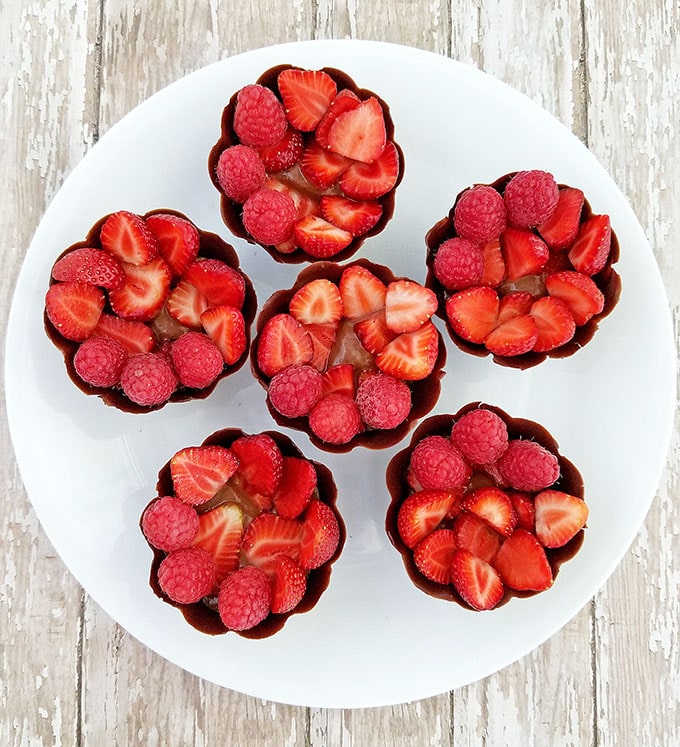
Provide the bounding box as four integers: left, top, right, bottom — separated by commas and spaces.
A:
484, 314, 538, 357
183, 258, 246, 310
293, 215, 353, 259
299, 500, 341, 570
326, 96, 387, 164
501, 227, 550, 281
305, 322, 338, 371
396, 489, 458, 549
320, 195, 383, 237
166, 279, 209, 328
170, 445, 240, 506
493, 529, 553, 591
52, 248, 125, 290
270, 554, 307, 614
376, 321, 439, 380
568, 214, 611, 275
100, 210, 158, 266
93, 313, 154, 353
45, 282, 105, 342
534, 490, 588, 548
231, 433, 283, 499
299, 142, 352, 190
413, 528, 457, 584
480, 238, 506, 287
256, 313, 314, 378
354, 310, 396, 355
272, 456, 318, 519
537, 187, 584, 250
289, 279, 344, 325
384, 279, 437, 334
264, 176, 320, 222
200, 305, 247, 365
445, 286, 499, 344
241, 512, 304, 568
321, 364, 356, 398
508, 491, 535, 533
497, 291, 533, 324
145, 213, 200, 277
462, 487, 518, 538
529, 296, 576, 352
545, 270, 605, 325
339, 265, 387, 319
108, 256, 172, 322
256, 126, 304, 173
277, 68, 337, 131
339, 140, 400, 200
452, 512, 502, 564
315, 89, 360, 148
450, 549, 504, 610
192, 502, 243, 587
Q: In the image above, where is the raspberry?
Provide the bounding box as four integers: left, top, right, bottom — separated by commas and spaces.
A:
120, 352, 177, 406
73, 336, 128, 388
308, 394, 362, 445
268, 364, 324, 418
453, 184, 507, 243
497, 439, 560, 491
451, 408, 509, 465
433, 237, 484, 290
233, 84, 288, 148
407, 435, 471, 492
216, 145, 266, 203
157, 546, 217, 604
355, 373, 411, 430
171, 331, 224, 389
218, 565, 272, 631
504, 170, 559, 228
242, 187, 296, 246
141, 496, 199, 552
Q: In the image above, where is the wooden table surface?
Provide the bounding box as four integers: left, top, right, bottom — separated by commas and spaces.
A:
2, 1, 678, 744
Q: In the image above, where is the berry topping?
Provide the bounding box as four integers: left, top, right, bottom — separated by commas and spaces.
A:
100, 210, 158, 266
529, 295, 576, 352
500, 227, 550, 281
413, 529, 457, 585
445, 286, 500, 344
158, 546, 217, 605
397, 489, 459, 549
289, 278, 344, 325
119, 352, 177, 407
93, 314, 155, 354
299, 141, 351, 190
484, 314, 538, 357
308, 394, 362, 445
277, 68, 337, 131
537, 187, 585, 250
497, 439, 560, 492
272, 457, 317, 519
407, 435, 470, 492
218, 566, 272, 630
256, 127, 304, 173
200, 305, 247, 365
452, 512, 502, 564
73, 336, 128, 388
451, 407, 509, 465
268, 364, 324, 418
216, 145, 267, 203
231, 434, 284, 498
454, 184, 507, 243
375, 321, 439, 380
462, 487, 518, 537
108, 255, 172, 322
299, 500, 341, 569
384, 280, 437, 334
353, 311, 396, 355
45, 282, 105, 342
170, 445, 239, 506
534, 490, 588, 548
355, 373, 411, 430
326, 96, 387, 163
339, 140, 400, 200
544, 270, 605, 326
315, 89, 361, 147
433, 238, 484, 291
242, 187, 296, 246
339, 265, 387, 319
504, 170, 559, 227
145, 213, 200, 277
52, 247, 125, 290
321, 364, 356, 398
493, 529, 553, 591
241, 512, 303, 568
166, 280, 209, 328
233, 84, 288, 147
320, 195, 383, 237
192, 502, 244, 585
270, 555, 307, 614
141, 496, 200, 553
293, 215, 353, 258
568, 214, 612, 275
256, 313, 314, 378
450, 549, 504, 611
171, 331, 224, 389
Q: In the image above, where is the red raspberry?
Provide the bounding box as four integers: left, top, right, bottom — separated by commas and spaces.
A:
268, 364, 324, 418
407, 435, 471, 492
120, 352, 177, 406
497, 439, 559, 491
433, 237, 484, 290
157, 546, 217, 604
141, 496, 199, 552
218, 565, 272, 631
233, 84, 288, 148
242, 187, 296, 246
73, 336, 128, 388
171, 331, 224, 389
504, 170, 559, 227
451, 408, 509, 465
216, 145, 266, 203
308, 394, 362, 445
453, 184, 507, 243
355, 373, 411, 430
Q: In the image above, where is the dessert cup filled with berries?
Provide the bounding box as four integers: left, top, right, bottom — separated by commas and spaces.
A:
426, 170, 621, 368
209, 65, 403, 262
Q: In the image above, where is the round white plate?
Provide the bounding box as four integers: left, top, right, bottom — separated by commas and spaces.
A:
5, 40, 675, 708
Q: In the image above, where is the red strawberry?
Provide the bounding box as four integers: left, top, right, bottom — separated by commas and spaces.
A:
497, 291, 533, 324
530, 296, 576, 352
272, 457, 317, 519
339, 265, 387, 319
484, 314, 538, 357
508, 491, 535, 532
450, 549, 504, 610
305, 322, 338, 371
192, 502, 243, 586
384, 279, 437, 334
108, 256, 172, 322
231, 433, 283, 498
452, 512, 502, 564
299, 500, 340, 570
396, 489, 458, 549
270, 554, 307, 614
339, 141, 400, 200
100, 210, 158, 266
326, 96, 387, 163
183, 259, 246, 310
500, 227, 550, 281
289, 279, 343, 325
45, 282, 105, 342
299, 142, 351, 190
52, 248, 125, 290
493, 529, 553, 591
537, 187, 584, 250
166, 280, 209, 328
265, 176, 320, 222
170, 445, 240, 506
293, 215, 353, 259
480, 238, 506, 287
321, 364, 356, 398
256, 313, 313, 377
145, 213, 200, 276
445, 286, 499, 344
545, 270, 605, 325
320, 195, 383, 237
93, 313, 154, 353
241, 512, 303, 568
534, 490, 588, 548
315, 89, 360, 148
376, 321, 439, 380
256, 127, 304, 173
354, 310, 396, 354
413, 528, 457, 584
200, 305, 247, 365
277, 68, 337, 131
568, 215, 611, 275
462, 487, 518, 537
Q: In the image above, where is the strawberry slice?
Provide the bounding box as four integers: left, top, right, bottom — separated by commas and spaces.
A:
534, 490, 588, 548
145, 213, 200, 276
100, 210, 158, 266
508, 491, 535, 533
45, 282, 105, 342
289, 278, 343, 325
192, 502, 243, 587
320, 195, 383, 237
484, 314, 538, 357
354, 310, 396, 355
108, 256, 172, 322
339, 140, 400, 200
52, 248, 125, 290
376, 321, 439, 380
265, 176, 320, 222
530, 296, 576, 352
568, 214, 611, 275
241, 512, 303, 568
315, 89, 360, 148
450, 549, 504, 610
272, 456, 318, 519
299, 500, 341, 570
326, 96, 387, 163
462, 487, 517, 538
445, 286, 499, 344
270, 554, 307, 614
452, 512, 502, 564
396, 489, 458, 549
480, 238, 506, 287
321, 364, 356, 398
501, 227, 550, 281
384, 279, 438, 334
277, 68, 337, 131
183, 258, 246, 310
299, 142, 351, 190
304, 322, 338, 370
537, 187, 585, 250
493, 529, 553, 591
413, 528, 458, 584
256, 127, 304, 173
545, 271, 605, 325
293, 215, 353, 259
170, 445, 240, 506
93, 313, 154, 353
497, 291, 533, 324
166, 280, 209, 328
231, 433, 283, 498
200, 305, 247, 365
339, 265, 387, 319
256, 313, 313, 377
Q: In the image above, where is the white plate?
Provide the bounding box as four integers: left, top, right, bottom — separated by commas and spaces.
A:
5, 40, 675, 708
